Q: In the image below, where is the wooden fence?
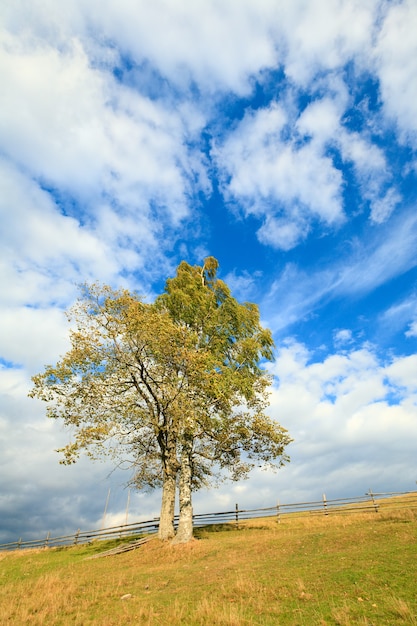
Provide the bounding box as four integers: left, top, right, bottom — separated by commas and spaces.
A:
1, 489, 416, 551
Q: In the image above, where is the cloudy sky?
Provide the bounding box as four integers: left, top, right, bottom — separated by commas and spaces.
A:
1, 0, 417, 544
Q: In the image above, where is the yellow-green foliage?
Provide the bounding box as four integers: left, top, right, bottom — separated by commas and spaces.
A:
1, 503, 416, 625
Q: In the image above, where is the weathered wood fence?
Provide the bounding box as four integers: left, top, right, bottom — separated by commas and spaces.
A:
1, 489, 416, 551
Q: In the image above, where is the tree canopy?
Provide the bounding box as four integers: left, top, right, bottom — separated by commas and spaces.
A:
30, 258, 292, 542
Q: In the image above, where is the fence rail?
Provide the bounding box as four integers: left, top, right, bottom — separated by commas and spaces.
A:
1, 489, 416, 552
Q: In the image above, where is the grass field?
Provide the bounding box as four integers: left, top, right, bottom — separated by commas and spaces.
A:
1, 497, 416, 625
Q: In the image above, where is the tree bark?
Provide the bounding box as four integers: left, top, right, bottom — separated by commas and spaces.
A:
158, 435, 179, 540
158, 470, 176, 540
172, 436, 193, 544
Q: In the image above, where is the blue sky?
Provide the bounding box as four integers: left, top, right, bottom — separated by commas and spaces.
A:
1, 0, 417, 543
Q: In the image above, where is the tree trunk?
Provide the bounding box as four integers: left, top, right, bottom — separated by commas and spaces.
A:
158, 470, 176, 540
172, 436, 193, 544
157, 429, 180, 541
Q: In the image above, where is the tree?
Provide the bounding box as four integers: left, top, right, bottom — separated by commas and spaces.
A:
30, 259, 292, 543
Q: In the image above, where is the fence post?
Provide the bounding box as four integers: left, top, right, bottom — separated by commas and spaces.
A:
323, 493, 328, 516
277, 500, 281, 524
235, 503, 239, 529
18, 538, 22, 549
45, 531, 50, 548
369, 489, 379, 513
74, 529, 80, 545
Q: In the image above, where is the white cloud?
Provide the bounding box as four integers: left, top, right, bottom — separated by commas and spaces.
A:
1, 0, 413, 264
296, 97, 343, 145
222, 268, 262, 301
0, 20, 213, 298
384, 354, 417, 393
0, 35, 109, 192
405, 321, 417, 338
340, 132, 386, 173
298, 96, 399, 225
1, 0, 279, 96
0, 160, 114, 278
369, 188, 402, 224
87, 0, 280, 95
333, 329, 353, 346
0, 307, 70, 371
275, 0, 377, 86
213, 102, 344, 250
3, 0, 416, 147
379, 294, 417, 339
267, 341, 417, 497
214, 80, 402, 251
0, 21, 213, 316
258, 217, 306, 251
375, 0, 417, 141
0, 31, 201, 216
0, 0, 381, 99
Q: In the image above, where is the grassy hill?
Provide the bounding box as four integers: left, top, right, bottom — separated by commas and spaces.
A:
1, 497, 416, 625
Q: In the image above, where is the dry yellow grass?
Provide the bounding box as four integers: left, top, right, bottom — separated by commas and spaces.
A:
1, 499, 417, 625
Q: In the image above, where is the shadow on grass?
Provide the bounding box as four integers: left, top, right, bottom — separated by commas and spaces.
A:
51, 534, 150, 557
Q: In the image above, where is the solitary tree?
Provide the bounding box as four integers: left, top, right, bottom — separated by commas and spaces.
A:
30, 259, 292, 542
